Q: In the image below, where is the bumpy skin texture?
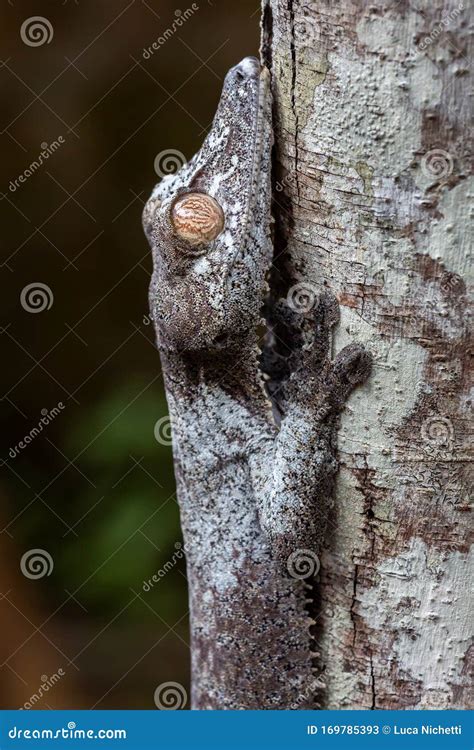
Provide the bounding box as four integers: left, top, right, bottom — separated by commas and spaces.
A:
143, 57, 371, 709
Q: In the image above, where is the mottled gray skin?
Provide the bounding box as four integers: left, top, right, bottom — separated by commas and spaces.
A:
143, 57, 371, 709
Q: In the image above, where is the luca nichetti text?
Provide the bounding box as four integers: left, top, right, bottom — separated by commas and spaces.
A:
394, 725, 461, 735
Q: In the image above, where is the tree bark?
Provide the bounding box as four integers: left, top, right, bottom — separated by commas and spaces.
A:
262, 0, 472, 709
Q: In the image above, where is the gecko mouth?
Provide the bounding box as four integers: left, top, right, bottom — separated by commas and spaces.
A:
234, 58, 272, 258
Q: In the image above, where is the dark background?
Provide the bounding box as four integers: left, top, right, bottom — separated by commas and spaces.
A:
1, 0, 259, 709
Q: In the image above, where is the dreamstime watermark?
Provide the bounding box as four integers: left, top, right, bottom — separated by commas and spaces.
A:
421, 415, 454, 453
20, 549, 54, 579
440, 271, 464, 294
421, 148, 454, 180
154, 681, 188, 709
275, 171, 297, 193
8, 402, 65, 459
142, 542, 185, 592
287, 282, 318, 314
417, 4, 464, 52
154, 149, 187, 178
20, 16, 53, 46
8, 725, 127, 741
287, 549, 320, 579
289, 675, 325, 709
20, 282, 54, 313
21, 669, 66, 709
9, 137, 65, 193
154, 415, 173, 445
398, 469, 468, 512
142, 5, 199, 59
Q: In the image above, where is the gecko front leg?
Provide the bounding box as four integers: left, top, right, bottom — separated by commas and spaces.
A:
253, 292, 372, 566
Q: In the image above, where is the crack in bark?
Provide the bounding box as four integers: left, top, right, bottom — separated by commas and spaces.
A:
352, 457, 384, 706
360, 456, 377, 560
350, 563, 359, 648
369, 652, 376, 710
260, 0, 273, 70
288, 0, 301, 201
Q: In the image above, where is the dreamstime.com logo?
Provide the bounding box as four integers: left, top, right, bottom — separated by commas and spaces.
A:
287, 549, 320, 579
142, 5, 199, 59
289, 675, 325, 709
275, 171, 297, 193
20, 549, 54, 580
421, 415, 454, 453
142, 542, 185, 592
421, 148, 454, 180
9, 138, 65, 193
154, 415, 173, 445
21, 669, 66, 710
8, 402, 65, 459
20, 16, 54, 46
8, 724, 127, 740
417, 3, 464, 52
154, 681, 188, 710
287, 282, 318, 314
154, 149, 187, 179
20, 282, 54, 313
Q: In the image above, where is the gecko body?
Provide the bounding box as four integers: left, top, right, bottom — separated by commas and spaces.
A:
143, 57, 371, 709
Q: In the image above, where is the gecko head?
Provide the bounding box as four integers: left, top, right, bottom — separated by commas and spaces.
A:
143, 56, 273, 354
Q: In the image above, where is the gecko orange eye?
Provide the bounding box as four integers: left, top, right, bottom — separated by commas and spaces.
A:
171, 193, 224, 247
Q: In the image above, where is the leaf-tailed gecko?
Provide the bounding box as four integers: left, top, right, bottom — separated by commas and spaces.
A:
143, 57, 371, 709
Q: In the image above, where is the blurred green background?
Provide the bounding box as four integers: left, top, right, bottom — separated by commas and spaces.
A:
1, 0, 259, 709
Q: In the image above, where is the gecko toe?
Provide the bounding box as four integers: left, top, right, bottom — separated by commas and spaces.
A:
315, 291, 340, 329
334, 343, 372, 388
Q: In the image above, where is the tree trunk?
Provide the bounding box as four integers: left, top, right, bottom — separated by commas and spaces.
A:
262, 0, 472, 709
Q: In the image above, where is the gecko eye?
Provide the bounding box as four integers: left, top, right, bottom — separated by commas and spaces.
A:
171, 193, 224, 247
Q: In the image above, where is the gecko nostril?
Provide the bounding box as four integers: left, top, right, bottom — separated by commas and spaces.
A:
171, 193, 224, 247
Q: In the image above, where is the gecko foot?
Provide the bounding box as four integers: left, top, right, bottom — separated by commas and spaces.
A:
282, 291, 372, 415
328, 343, 372, 411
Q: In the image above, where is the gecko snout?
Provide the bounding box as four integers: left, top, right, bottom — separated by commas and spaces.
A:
234, 56, 261, 79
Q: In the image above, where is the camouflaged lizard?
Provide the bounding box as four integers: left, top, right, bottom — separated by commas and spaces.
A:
143, 56, 371, 709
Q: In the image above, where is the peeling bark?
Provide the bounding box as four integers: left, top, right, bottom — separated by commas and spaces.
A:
263, 0, 473, 709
